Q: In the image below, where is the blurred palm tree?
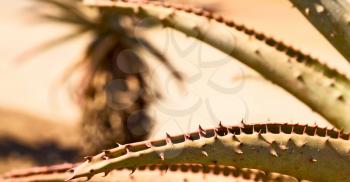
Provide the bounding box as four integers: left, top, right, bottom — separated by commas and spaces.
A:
30, 0, 181, 154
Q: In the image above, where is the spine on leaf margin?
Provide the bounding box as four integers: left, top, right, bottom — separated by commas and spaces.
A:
1, 163, 298, 182
69, 123, 350, 182
83, 0, 350, 132
290, 0, 350, 62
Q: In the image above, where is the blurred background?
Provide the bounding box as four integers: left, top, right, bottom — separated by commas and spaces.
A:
1, 0, 349, 174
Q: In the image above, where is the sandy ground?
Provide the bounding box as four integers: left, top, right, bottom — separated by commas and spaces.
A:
1, 0, 349, 176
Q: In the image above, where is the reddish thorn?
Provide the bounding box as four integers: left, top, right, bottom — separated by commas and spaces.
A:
66, 168, 74, 173
258, 133, 271, 144
291, 124, 295, 134
146, 142, 153, 148
232, 134, 241, 142
278, 125, 281, 133
129, 168, 136, 175
165, 133, 172, 144
184, 134, 193, 141
163, 166, 169, 174
103, 150, 111, 155
103, 171, 110, 177
84, 156, 93, 162
199, 125, 206, 135
337, 130, 343, 138
240, 119, 246, 126
264, 124, 268, 133
313, 127, 318, 136
125, 145, 131, 153
302, 125, 307, 134
218, 121, 224, 128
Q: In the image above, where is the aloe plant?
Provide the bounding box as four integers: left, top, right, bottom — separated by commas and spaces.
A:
1, 162, 298, 182
289, 0, 350, 62
29, 0, 182, 153
66, 123, 350, 181
84, 0, 350, 132
74, 1, 350, 181
3, 0, 350, 182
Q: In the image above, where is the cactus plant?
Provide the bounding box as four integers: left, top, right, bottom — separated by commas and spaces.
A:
4, 0, 350, 182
